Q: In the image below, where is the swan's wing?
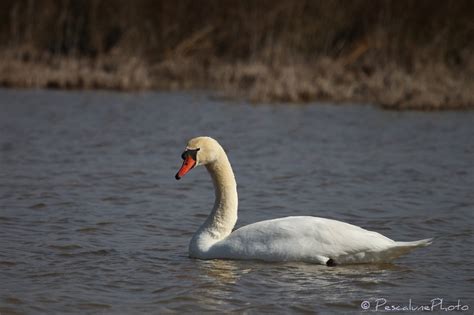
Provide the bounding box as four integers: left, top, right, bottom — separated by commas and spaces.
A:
209, 216, 398, 264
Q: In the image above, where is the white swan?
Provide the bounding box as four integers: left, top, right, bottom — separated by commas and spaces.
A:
175, 136, 432, 265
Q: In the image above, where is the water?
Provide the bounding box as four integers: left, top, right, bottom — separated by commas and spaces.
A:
0, 89, 473, 314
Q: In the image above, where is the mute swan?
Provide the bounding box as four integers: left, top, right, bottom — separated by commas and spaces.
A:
175, 136, 432, 265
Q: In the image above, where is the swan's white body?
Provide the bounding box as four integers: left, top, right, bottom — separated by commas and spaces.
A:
177, 137, 431, 265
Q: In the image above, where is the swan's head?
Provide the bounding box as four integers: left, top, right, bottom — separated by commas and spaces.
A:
175, 137, 223, 180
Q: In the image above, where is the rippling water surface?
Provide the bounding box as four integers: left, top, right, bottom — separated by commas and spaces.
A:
0, 89, 473, 314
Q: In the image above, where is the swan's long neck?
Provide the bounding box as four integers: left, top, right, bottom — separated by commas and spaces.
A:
190, 152, 238, 253
205, 153, 238, 238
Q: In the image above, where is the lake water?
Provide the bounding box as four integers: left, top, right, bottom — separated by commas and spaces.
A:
0, 89, 473, 314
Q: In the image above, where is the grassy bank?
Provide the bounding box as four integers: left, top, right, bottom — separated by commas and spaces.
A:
0, 0, 473, 110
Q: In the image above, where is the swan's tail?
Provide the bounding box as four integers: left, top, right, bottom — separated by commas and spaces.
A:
383, 238, 433, 261
395, 238, 433, 248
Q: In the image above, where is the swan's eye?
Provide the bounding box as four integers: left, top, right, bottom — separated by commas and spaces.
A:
181, 148, 200, 161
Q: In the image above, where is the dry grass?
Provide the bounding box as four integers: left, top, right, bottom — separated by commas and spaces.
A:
0, 0, 473, 110
209, 59, 473, 109
1, 50, 472, 110
0, 49, 152, 90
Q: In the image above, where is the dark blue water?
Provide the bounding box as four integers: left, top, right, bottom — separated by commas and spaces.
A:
0, 89, 473, 314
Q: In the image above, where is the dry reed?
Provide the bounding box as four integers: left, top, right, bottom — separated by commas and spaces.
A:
0, 0, 473, 109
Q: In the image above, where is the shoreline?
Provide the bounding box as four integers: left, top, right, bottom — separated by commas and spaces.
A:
1, 52, 472, 110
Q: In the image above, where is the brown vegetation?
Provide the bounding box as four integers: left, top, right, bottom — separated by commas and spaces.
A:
0, 0, 473, 109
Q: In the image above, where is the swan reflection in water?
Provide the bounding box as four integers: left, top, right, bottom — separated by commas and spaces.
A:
195, 258, 408, 309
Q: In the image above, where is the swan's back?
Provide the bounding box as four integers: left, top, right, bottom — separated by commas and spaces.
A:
207, 216, 430, 264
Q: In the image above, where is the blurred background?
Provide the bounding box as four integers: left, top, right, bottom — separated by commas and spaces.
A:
0, 0, 473, 108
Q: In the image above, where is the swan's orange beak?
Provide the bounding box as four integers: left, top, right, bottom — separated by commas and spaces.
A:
175, 155, 196, 180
